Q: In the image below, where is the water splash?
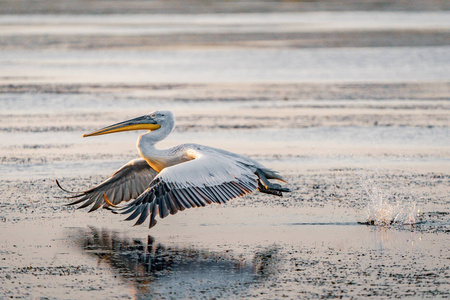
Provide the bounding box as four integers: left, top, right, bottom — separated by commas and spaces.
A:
360, 175, 421, 226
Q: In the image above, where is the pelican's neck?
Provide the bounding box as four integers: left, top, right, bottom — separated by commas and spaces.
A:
137, 123, 172, 151
137, 124, 174, 172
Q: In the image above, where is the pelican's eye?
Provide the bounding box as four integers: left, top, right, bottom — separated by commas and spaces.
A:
150, 113, 156, 118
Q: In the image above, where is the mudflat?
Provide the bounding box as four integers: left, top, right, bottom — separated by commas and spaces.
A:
0, 2, 449, 299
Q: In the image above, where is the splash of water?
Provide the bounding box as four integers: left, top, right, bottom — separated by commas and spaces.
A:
360, 176, 420, 226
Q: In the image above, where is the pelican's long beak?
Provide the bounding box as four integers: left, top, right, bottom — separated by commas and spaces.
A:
83, 115, 161, 137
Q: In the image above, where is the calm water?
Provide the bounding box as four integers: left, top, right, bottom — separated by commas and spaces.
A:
1, 12, 450, 34
2, 46, 449, 84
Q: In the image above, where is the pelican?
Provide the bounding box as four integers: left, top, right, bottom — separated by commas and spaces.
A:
57, 111, 290, 228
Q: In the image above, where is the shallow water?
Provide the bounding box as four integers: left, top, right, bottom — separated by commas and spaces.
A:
2, 12, 450, 35
1, 9, 449, 299
2, 46, 450, 84
1, 201, 448, 298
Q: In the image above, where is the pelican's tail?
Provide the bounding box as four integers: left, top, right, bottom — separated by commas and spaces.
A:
257, 167, 287, 183
255, 169, 290, 196
257, 180, 290, 196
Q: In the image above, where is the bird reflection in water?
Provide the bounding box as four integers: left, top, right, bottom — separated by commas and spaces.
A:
70, 227, 277, 298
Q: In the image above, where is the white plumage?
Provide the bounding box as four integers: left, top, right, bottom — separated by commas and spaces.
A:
58, 110, 290, 228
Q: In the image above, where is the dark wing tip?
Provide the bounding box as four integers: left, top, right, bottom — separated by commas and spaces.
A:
55, 179, 80, 194
149, 218, 157, 229
65, 196, 89, 206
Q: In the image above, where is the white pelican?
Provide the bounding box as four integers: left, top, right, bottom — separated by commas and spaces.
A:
58, 111, 290, 228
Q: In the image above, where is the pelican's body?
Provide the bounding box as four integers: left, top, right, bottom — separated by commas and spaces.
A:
58, 111, 290, 228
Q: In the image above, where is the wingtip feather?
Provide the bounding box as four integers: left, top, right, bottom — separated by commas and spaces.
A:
55, 179, 81, 194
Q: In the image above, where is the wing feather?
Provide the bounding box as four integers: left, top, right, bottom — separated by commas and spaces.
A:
158, 197, 169, 219
221, 184, 236, 199
203, 186, 221, 204
172, 189, 194, 208
117, 204, 138, 215
66, 195, 89, 206
169, 192, 185, 212
134, 203, 150, 226
124, 204, 144, 221
184, 187, 207, 207
88, 195, 104, 213
149, 203, 158, 228
211, 186, 229, 204
58, 158, 158, 211
78, 197, 97, 209
115, 148, 258, 228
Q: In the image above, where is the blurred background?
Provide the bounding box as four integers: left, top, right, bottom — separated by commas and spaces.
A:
1, 0, 450, 14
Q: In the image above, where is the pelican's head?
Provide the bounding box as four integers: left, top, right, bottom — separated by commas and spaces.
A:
83, 110, 174, 137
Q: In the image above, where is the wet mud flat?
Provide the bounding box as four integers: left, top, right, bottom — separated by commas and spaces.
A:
1, 82, 449, 299
1, 5, 450, 299
0, 168, 449, 299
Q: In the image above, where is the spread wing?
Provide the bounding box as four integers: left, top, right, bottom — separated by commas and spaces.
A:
113, 149, 259, 228
57, 158, 158, 212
